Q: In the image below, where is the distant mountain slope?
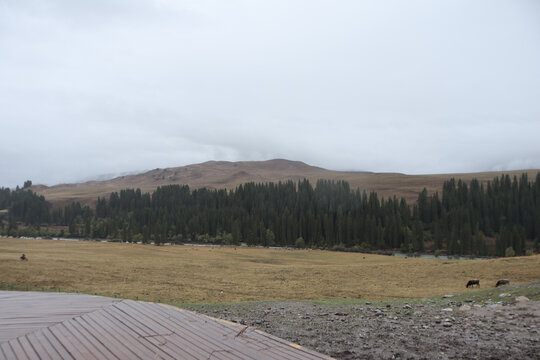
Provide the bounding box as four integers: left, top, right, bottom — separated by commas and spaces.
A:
31, 159, 540, 208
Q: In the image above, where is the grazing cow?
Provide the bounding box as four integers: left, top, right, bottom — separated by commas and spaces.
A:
466, 279, 480, 288
495, 279, 510, 287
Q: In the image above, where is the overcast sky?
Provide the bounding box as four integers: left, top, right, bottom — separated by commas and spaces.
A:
1, 0, 540, 187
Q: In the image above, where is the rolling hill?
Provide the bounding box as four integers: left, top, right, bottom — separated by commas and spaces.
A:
31, 159, 540, 208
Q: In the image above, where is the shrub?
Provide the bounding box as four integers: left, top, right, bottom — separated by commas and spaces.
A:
132, 234, 143, 243
223, 233, 233, 245
295, 237, 305, 248
505, 246, 516, 257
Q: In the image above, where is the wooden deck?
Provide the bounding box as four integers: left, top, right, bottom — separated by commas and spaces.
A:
0, 291, 333, 359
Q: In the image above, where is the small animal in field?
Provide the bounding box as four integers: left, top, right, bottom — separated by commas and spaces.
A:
495, 279, 510, 287
20, 253, 28, 261
466, 279, 480, 288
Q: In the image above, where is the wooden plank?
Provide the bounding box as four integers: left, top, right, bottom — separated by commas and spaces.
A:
76, 314, 145, 360
125, 301, 269, 360
128, 301, 235, 338
67, 317, 124, 360
158, 305, 327, 360
148, 304, 273, 354
119, 301, 238, 360
141, 302, 274, 359
122, 301, 239, 360
0, 342, 17, 360
88, 309, 167, 359
22, 333, 52, 360
100, 304, 202, 360
174, 308, 330, 360
17, 339, 39, 360
0, 291, 118, 343
0, 292, 333, 360
159, 306, 250, 341
62, 319, 118, 360
40, 328, 73, 360
31, 331, 61, 360
6, 339, 28, 360
49, 323, 95, 360
102, 306, 177, 360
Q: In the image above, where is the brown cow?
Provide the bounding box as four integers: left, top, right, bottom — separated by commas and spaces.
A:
466, 279, 480, 288
495, 279, 510, 287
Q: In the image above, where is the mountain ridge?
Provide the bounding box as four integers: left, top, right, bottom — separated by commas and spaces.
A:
31, 159, 540, 208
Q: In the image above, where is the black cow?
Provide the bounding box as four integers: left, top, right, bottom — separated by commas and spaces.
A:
495, 279, 510, 287
466, 279, 480, 288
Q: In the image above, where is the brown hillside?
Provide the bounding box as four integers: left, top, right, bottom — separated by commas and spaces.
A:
31, 159, 540, 208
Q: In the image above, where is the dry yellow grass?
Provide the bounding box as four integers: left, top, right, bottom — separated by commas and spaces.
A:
1, 238, 539, 303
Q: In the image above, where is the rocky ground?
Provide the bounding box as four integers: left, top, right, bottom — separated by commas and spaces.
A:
182, 282, 540, 360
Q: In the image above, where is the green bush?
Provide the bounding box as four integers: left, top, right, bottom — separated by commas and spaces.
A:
223, 233, 233, 245
505, 246, 516, 257
295, 237, 305, 248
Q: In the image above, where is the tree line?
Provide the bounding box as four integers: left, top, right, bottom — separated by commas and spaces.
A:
1, 173, 539, 256
415, 173, 540, 256
0, 185, 50, 226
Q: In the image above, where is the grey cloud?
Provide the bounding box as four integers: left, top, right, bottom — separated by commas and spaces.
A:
1, 0, 540, 187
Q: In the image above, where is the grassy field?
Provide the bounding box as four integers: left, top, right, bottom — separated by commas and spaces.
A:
1, 238, 539, 304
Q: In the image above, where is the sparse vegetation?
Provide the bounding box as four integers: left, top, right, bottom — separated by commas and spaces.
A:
505, 246, 516, 257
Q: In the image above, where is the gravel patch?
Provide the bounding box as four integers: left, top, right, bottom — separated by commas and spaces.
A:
182, 283, 540, 359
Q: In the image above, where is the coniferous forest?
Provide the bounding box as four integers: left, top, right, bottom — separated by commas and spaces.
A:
1, 173, 539, 257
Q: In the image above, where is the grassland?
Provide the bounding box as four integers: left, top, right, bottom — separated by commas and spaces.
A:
1, 237, 539, 304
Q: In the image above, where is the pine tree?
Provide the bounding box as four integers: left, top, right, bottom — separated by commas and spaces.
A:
265, 229, 276, 247
413, 220, 424, 252
475, 231, 487, 256
433, 221, 442, 250
461, 223, 472, 255
417, 188, 429, 223
232, 221, 242, 244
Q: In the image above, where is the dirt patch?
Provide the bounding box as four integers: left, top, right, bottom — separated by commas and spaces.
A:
183, 283, 540, 359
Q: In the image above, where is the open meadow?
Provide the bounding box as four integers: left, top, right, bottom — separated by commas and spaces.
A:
1, 237, 539, 303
